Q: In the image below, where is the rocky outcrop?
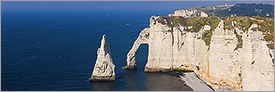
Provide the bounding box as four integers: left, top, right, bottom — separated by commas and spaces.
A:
125, 28, 150, 69
241, 24, 274, 91
169, 8, 208, 18
202, 20, 243, 90
200, 11, 208, 17
144, 16, 210, 72
125, 8, 274, 91
90, 35, 115, 81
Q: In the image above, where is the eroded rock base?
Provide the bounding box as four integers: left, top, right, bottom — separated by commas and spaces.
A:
89, 75, 115, 81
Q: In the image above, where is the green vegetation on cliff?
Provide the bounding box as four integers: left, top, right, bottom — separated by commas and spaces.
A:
157, 16, 220, 32
255, 17, 274, 49
224, 16, 274, 31
224, 16, 253, 30
156, 16, 273, 49
202, 30, 213, 46
156, 16, 221, 46
185, 17, 220, 32
234, 30, 243, 50
224, 16, 274, 49
185, 17, 220, 46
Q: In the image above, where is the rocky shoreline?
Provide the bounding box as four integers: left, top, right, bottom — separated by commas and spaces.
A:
179, 72, 214, 91
179, 72, 238, 91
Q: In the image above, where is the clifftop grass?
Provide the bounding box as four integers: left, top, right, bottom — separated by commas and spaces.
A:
224, 16, 274, 32
156, 16, 273, 49
156, 16, 220, 46
156, 16, 220, 32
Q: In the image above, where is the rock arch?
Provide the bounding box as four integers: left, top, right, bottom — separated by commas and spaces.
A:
125, 28, 150, 69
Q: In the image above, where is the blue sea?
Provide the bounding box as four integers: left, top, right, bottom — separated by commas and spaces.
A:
1, 1, 259, 91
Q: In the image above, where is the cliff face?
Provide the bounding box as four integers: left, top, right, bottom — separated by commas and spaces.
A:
169, 9, 208, 17
125, 9, 274, 91
241, 24, 274, 91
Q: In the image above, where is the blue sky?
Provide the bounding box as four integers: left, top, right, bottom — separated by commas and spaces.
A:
2, 1, 274, 11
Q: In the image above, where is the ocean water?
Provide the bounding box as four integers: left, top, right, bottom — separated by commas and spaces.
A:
1, 1, 245, 91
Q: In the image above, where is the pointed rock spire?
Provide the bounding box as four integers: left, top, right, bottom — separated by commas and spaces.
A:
89, 35, 115, 81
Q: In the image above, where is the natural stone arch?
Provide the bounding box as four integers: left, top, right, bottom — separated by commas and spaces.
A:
125, 28, 150, 69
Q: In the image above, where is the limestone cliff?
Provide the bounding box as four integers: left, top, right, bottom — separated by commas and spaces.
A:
90, 35, 115, 81
169, 9, 208, 17
126, 28, 150, 69
125, 9, 274, 91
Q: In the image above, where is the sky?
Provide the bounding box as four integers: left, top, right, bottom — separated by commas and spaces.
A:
2, 1, 274, 11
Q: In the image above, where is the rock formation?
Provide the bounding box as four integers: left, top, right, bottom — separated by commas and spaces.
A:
169, 8, 208, 18
125, 8, 274, 91
241, 24, 274, 91
200, 11, 208, 17
125, 28, 150, 69
90, 35, 115, 81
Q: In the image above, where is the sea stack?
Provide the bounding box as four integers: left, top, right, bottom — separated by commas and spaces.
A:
89, 35, 115, 81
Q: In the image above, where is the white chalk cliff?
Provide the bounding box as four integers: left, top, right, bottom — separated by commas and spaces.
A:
169, 9, 208, 17
90, 35, 115, 81
125, 9, 274, 91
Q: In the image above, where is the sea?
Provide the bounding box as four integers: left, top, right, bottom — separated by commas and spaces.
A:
1, 1, 249, 91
